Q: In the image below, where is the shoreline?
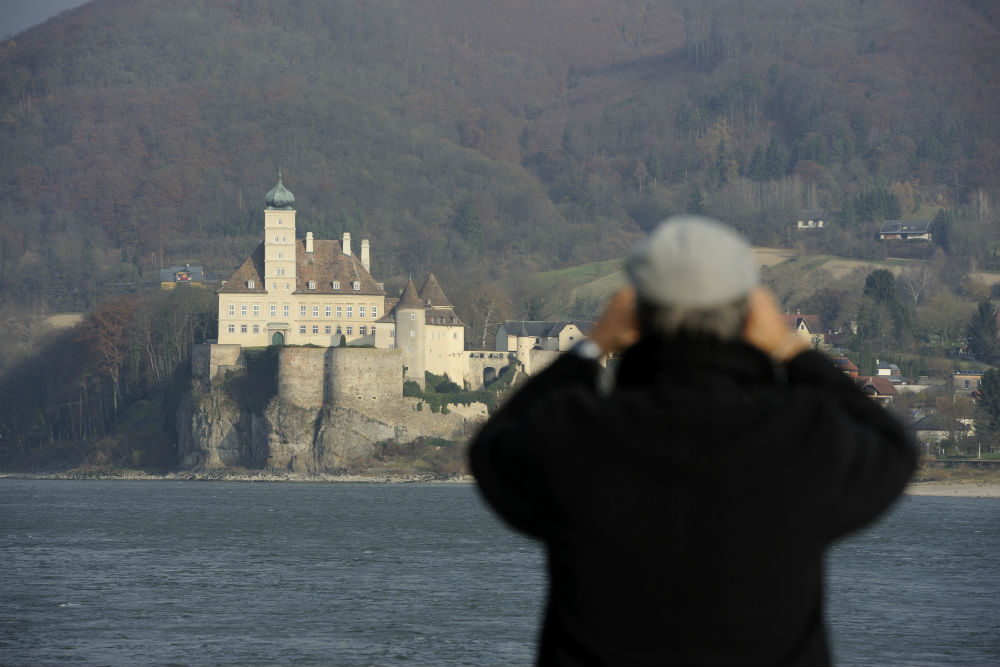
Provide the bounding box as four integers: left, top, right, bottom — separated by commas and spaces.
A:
2, 471, 999, 497
904, 481, 1000, 498
0, 470, 474, 484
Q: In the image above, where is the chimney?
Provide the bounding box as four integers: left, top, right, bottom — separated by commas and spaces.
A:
361, 239, 370, 273
342, 232, 352, 256
305, 231, 314, 253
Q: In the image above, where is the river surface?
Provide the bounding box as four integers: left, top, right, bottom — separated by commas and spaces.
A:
1, 480, 997, 666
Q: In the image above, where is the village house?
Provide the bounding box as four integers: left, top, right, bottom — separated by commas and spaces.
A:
160, 264, 206, 289
795, 209, 828, 230
830, 355, 860, 378
911, 413, 975, 447
875, 359, 904, 383
855, 376, 897, 405
877, 219, 932, 241
782, 312, 826, 349
953, 371, 985, 394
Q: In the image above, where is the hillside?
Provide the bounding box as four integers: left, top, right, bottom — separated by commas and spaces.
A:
1, 0, 998, 323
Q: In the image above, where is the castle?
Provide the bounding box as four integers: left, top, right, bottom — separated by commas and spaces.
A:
180, 176, 600, 472
208, 174, 596, 395
216, 173, 466, 388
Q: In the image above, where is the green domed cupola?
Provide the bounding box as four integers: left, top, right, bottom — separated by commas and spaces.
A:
265, 169, 295, 209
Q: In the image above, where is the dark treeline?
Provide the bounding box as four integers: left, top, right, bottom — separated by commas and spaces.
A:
0, 0, 998, 324
0, 287, 215, 468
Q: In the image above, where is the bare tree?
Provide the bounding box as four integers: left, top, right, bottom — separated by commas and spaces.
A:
466, 284, 514, 349
898, 263, 934, 307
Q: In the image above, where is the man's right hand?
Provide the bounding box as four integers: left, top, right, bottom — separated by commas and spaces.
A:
589, 288, 641, 356
742, 286, 809, 362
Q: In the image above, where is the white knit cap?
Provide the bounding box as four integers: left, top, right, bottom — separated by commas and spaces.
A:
626, 216, 758, 307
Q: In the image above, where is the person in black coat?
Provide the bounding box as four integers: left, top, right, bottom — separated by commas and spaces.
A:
469, 216, 916, 666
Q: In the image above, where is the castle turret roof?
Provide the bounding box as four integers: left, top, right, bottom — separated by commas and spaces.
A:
397, 279, 423, 308
264, 170, 295, 209
417, 272, 453, 308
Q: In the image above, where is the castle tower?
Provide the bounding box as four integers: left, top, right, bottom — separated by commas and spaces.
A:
263, 171, 297, 294
395, 278, 426, 388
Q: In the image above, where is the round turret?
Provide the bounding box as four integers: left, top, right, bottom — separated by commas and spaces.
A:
265, 171, 295, 209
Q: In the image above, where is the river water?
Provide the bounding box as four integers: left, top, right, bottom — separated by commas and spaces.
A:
1, 480, 997, 666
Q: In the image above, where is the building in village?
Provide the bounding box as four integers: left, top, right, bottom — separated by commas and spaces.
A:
160, 264, 206, 289
877, 219, 932, 241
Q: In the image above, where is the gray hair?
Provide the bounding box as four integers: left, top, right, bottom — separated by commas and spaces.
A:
635, 297, 749, 343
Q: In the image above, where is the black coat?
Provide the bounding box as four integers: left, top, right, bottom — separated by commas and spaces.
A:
469, 338, 916, 666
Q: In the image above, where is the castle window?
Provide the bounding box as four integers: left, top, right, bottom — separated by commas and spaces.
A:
347, 326, 353, 335
407, 345, 411, 352
325, 325, 331, 334
453, 332, 457, 339
347, 306, 353, 318
410, 313, 415, 320
308, 281, 316, 290
371, 326, 376, 334
247, 280, 255, 289
389, 329, 394, 337
313, 305, 319, 317
299, 326, 306, 334
241, 305, 247, 317
336, 325, 342, 334
372, 306, 377, 318
270, 305, 276, 317
333, 281, 340, 290
282, 236, 286, 243
275, 236, 279, 243
312, 325, 319, 334
360, 306, 366, 318
253, 324, 259, 333
285, 283, 289, 290
278, 252, 283, 259
277, 268, 285, 276
283, 305, 290, 317
272, 283, 277, 290
300, 305, 307, 317
253, 304, 259, 317
410, 330, 415, 337
228, 304, 235, 316
241, 324, 247, 333
353, 281, 360, 291
360, 326, 367, 335
278, 219, 283, 225
336, 306, 343, 317
228, 324, 235, 333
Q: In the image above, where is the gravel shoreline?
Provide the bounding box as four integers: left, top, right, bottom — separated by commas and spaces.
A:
3, 472, 999, 496
904, 481, 1000, 498
0, 470, 473, 484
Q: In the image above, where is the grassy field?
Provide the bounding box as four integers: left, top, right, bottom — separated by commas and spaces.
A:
517, 247, 922, 319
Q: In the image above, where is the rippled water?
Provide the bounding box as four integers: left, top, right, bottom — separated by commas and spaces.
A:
1, 480, 997, 666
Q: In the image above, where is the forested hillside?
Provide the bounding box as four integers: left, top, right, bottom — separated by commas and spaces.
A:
1, 0, 998, 324
2, 0, 1000, 470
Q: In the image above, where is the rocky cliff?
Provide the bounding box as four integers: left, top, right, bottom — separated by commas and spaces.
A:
175, 379, 484, 474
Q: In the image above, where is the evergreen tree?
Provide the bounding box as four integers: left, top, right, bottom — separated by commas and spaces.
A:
977, 369, 1000, 441
965, 300, 999, 362
933, 208, 955, 252
748, 145, 767, 181
645, 152, 662, 184
687, 188, 707, 214
764, 138, 787, 180
863, 269, 897, 303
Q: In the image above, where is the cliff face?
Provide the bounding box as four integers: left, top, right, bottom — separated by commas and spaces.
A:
175, 380, 482, 474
